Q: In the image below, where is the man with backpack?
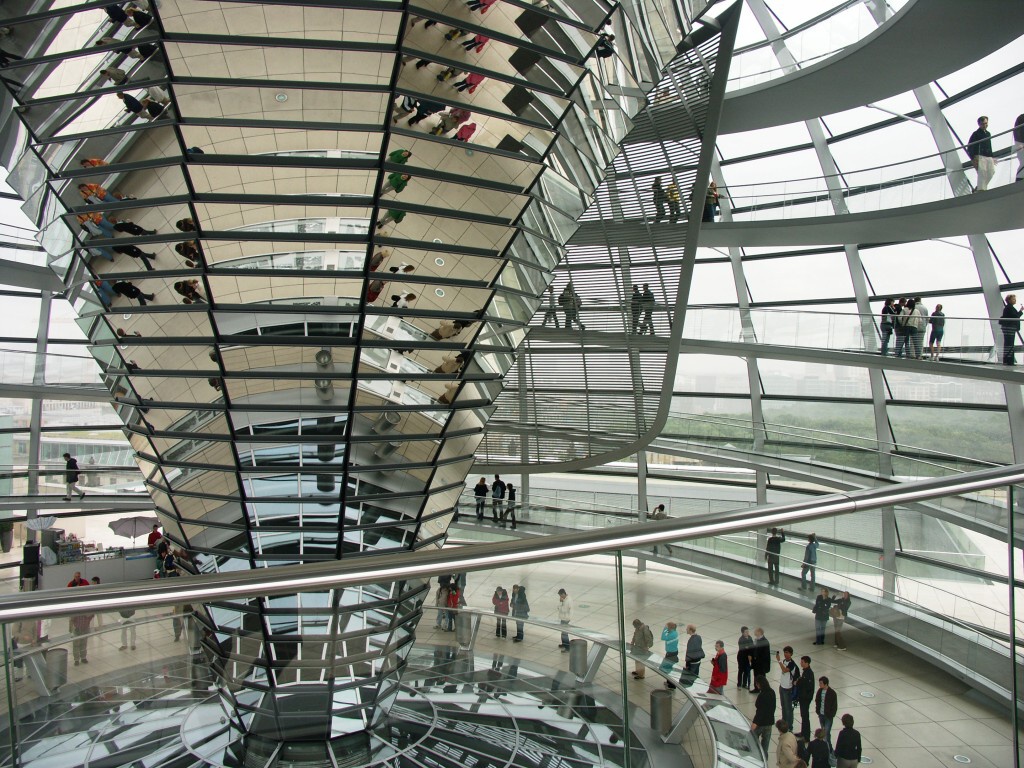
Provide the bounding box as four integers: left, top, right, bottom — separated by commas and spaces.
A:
630, 618, 655, 679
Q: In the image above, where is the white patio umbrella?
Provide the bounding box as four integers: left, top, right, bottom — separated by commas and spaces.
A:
108, 516, 159, 541
26, 516, 58, 531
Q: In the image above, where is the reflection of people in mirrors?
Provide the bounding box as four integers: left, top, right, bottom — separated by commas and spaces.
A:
540, 285, 560, 328
391, 292, 416, 308
376, 209, 406, 229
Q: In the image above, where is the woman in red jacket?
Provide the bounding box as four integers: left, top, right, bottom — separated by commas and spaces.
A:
491, 586, 509, 638
708, 640, 728, 694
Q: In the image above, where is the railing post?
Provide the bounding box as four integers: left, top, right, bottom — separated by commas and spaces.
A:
1008, 485, 1021, 768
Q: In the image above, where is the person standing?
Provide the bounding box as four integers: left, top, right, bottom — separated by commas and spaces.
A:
651, 178, 667, 222
501, 482, 516, 529
806, 728, 831, 768
665, 180, 681, 221
707, 639, 727, 694
630, 618, 655, 679
67, 574, 91, 665
556, 588, 573, 651
473, 477, 488, 520
796, 655, 815, 740
879, 299, 896, 356
560, 284, 585, 330
446, 583, 461, 630
1000, 294, 1022, 366
775, 720, 800, 768
491, 586, 509, 638
661, 621, 680, 669
702, 181, 721, 222
737, 625, 754, 689
928, 303, 945, 360
381, 172, 411, 196
434, 580, 450, 629
147, 524, 163, 555
893, 297, 909, 358
540, 284, 560, 328
800, 534, 818, 590
811, 588, 831, 645
678, 623, 704, 687
490, 474, 506, 520
833, 713, 862, 768
62, 452, 85, 500
118, 608, 137, 651
766, 527, 785, 585
638, 284, 656, 335
629, 285, 642, 333
967, 115, 996, 192
814, 676, 838, 759
775, 645, 798, 730
510, 584, 530, 641
831, 591, 851, 650
751, 627, 772, 692
910, 296, 928, 359
750, 674, 776, 758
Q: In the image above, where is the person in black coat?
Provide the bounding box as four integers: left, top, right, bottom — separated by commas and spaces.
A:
814, 676, 839, 757
806, 728, 831, 768
834, 713, 862, 768
112, 280, 155, 305
736, 625, 754, 689
749, 674, 776, 758
750, 627, 771, 691
1000, 294, 1023, 365
797, 656, 816, 740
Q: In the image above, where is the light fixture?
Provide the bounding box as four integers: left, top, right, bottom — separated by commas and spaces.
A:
434, 257, 445, 266
315, 348, 333, 367
432, 238, 442, 244
275, 93, 288, 103
435, 288, 445, 297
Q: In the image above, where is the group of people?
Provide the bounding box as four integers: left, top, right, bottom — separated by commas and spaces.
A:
733, 627, 860, 766
491, 584, 530, 640
651, 177, 726, 223
765, 528, 852, 648
629, 284, 658, 334
879, 297, 945, 360
433, 573, 467, 631
472, 474, 517, 528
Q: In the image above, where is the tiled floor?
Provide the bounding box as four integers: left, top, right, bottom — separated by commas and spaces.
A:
460, 555, 1020, 768
3, 555, 1018, 767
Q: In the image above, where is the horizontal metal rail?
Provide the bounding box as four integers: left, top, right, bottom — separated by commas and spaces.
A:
0, 462, 1021, 621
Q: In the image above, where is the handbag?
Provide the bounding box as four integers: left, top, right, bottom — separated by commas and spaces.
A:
829, 605, 843, 619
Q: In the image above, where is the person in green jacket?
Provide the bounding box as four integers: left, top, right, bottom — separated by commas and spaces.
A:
383, 172, 410, 195
388, 149, 411, 164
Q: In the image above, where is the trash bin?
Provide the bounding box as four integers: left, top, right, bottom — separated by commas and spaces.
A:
455, 611, 473, 645
568, 638, 588, 676
44, 647, 68, 689
651, 688, 673, 735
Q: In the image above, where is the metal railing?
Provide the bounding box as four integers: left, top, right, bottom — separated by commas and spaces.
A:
1, 462, 1022, 620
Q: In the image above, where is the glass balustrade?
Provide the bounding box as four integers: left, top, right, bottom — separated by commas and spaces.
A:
451, 486, 1020, 648
718, 127, 1020, 221
0, 467, 1021, 767
0, 348, 103, 387
726, 0, 913, 91
533, 304, 1019, 367
0, 571, 766, 768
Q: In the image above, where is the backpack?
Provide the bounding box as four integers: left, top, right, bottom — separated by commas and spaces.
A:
642, 624, 654, 648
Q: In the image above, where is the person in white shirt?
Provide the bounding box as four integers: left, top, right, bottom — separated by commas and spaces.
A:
556, 588, 573, 651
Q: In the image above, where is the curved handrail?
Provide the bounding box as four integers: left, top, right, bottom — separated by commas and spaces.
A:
725, 0, 903, 90
454, 490, 1015, 635
2, 462, 1022, 621
661, 410, 999, 474
711, 127, 1017, 198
